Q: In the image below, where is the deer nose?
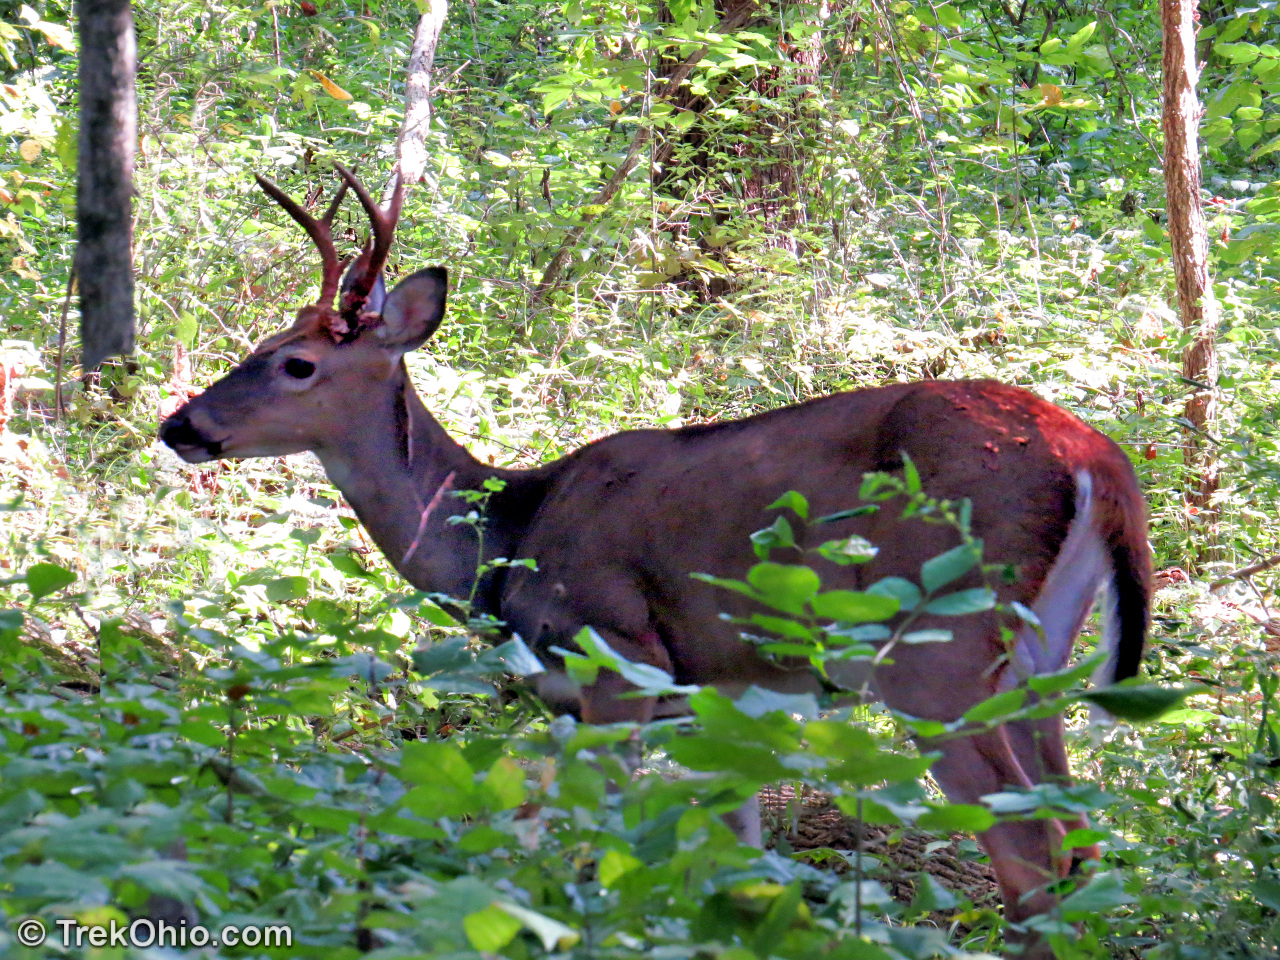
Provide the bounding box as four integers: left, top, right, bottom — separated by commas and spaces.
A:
160, 412, 222, 457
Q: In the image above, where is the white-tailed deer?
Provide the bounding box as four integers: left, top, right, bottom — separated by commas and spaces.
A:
161, 165, 1150, 955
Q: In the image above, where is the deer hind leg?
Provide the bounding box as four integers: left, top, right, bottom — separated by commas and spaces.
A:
929, 725, 1065, 958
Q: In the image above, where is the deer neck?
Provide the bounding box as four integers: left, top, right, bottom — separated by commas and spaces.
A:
314, 361, 542, 611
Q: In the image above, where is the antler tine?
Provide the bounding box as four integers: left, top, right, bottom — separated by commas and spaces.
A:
333, 162, 404, 308
254, 173, 345, 306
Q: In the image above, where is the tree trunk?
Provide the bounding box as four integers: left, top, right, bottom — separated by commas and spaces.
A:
1161, 0, 1220, 528
77, 0, 137, 371
391, 0, 449, 195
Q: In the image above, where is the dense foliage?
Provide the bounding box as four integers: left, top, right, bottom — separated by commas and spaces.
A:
1, 0, 1278, 957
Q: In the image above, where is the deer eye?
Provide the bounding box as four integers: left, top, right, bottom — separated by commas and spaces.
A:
283, 357, 316, 380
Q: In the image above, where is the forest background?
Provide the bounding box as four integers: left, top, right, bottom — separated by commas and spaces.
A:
0, 0, 1278, 957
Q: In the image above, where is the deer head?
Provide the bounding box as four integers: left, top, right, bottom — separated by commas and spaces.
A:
161, 165, 447, 463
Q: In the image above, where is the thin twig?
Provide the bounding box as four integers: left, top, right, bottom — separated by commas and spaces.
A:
401, 471, 457, 566
54, 254, 78, 421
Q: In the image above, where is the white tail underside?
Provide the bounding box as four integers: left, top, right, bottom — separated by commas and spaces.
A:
1001, 470, 1120, 693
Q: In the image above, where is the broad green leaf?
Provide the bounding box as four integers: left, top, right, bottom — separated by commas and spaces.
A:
867, 577, 921, 611
1065, 20, 1096, 53
811, 589, 899, 623
924, 587, 995, 615
917, 803, 996, 833
1057, 872, 1134, 918
766, 489, 809, 520
749, 613, 814, 640
750, 515, 796, 558
963, 688, 1026, 724
1215, 41, 1261, 63
598, 849, 643, 887
465, 903, 524, 952
920, 541, 981, 593
747, 563, 821, 614
815, 535, 878, 565
495, 636, 545, 676
483, 756, 526, 810
26, 562, 75, 601
1079, 683, 1201, 722
1061, 827, 1108, 852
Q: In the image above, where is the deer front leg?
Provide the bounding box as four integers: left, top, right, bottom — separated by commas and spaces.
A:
928, 726, 1066, 960
1006, 715, 1101, 873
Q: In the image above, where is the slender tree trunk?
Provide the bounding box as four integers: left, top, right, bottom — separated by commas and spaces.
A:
1161, 0, 1220, 528
77, 0, 137, 370
389, 0, 449, 198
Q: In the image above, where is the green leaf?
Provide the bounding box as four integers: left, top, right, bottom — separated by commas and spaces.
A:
766, 490, 809, 520
598, 848, 643, 887
867, 577, 921, 611
1079, 683, 1202, 722
750, 515, 796, 559
917, 803, 996, 833
1061, 827, 1108, 852
815, 535, 878, 565
1057, 872, 1134, 918
924, 587, 995, 615
814, 505, 878, 524
749, 613, 814, 640
934, 4, 962, 29
901, 628, 952, 644
902, 452, 922, 493
303, 597, 345, 626
494, 636, 545, 676
465, 903, 524, 952
920, 541, 982, 593
25, 562, 76, 601
483, 756, 526, 810
811, 589, 899, 623
909, 872, 958, 912
963, 688, 1026, 724
1065, 20, 1096, 53
1215, 41, 1261, 64
747, 563, 821, 614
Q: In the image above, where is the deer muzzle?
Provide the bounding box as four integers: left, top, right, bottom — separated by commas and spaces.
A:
160, 408, 225, 462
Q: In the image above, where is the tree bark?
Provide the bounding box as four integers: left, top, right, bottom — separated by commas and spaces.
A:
1161, 0, 1220, 524
77, 0, 136, 371
391, 0, 449, 195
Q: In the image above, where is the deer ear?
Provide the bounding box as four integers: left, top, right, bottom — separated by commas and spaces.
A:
378, 267, 447, 349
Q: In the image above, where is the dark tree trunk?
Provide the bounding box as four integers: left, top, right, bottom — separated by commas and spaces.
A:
77, 0, 137, 371
1161, 0, 1220, 531
651, 0, 825, 299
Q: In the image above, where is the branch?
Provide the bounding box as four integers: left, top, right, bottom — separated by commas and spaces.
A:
1210, 553, 1280, 591
530, 0, 759, 306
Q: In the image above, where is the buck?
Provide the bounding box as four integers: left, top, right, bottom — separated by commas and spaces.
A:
161, 165, 1150, 955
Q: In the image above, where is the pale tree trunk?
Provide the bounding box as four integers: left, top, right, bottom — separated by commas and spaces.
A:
386, 0, 449, 201
1162, 0, 1220, 529
77, 0, 137, 370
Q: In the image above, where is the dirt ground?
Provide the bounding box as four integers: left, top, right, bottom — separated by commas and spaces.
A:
759, 785, 1001, 910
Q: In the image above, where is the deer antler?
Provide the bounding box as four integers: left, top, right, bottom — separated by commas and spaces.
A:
333, 161, 404, 316
254, 172, 351, 306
